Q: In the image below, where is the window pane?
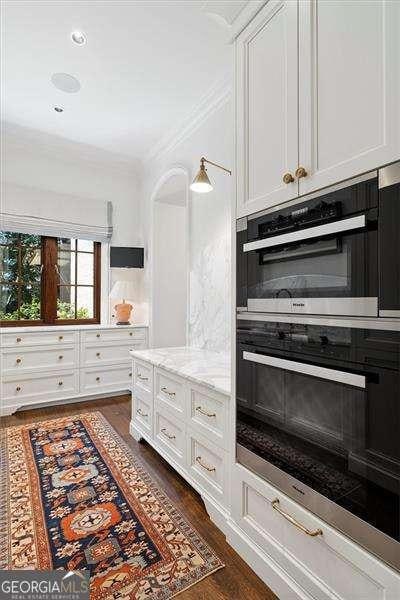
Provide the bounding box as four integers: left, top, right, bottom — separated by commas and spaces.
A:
0, 246, 18, 282
21, 248, 41, 283
22, 234, 41, 247
77, 239, 93, 252
58, 251, 76, 284
19, 284, 41, 320
77, 286, 93, 318
77, 252, 94, 285
0, 231, 19, 245
57, 286, 76, 319
58, 238, 75, 251
0, 284, 18, 319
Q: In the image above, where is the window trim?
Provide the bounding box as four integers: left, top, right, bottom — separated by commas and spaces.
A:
0, 236, 101, 327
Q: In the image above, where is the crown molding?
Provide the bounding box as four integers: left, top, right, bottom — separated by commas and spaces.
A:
2, 121, 142, 178
144, 73, 232, 164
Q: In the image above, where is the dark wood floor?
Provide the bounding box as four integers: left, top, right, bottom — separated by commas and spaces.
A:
1, 395, 277, 600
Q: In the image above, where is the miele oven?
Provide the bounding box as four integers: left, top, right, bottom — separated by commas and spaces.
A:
236, 317, 400, 571
237, 174, 380, 317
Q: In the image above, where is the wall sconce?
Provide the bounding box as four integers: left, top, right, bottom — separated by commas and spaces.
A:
190, 156, 232, 193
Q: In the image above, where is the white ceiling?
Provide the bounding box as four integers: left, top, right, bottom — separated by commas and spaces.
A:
2, 0, 235, 163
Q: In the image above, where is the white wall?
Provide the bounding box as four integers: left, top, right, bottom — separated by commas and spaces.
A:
141, 95, 233, 353
3, 140, 146, 324
152, 201, 187, 347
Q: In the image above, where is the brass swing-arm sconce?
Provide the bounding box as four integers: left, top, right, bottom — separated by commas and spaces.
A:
190, 156, 232, 193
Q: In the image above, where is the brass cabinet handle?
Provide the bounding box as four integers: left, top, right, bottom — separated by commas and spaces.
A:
129, 332, 133, 336
96, 376, 100, 382
196, 456, 216, 472
16, 338, 22, 343
16, 386, 21, 392
137, 408, 148, 418
16, 358, 22, 364
96, 352, 101, 357
96, 333, 101, 338
271, 498, 322, 537
138, 373, 148, 381
129, 372, 132, 377
161, 386, 176, 397
161, 427, 176, 440
58, 335, 63, 340
295, 166, 308, 179
196, 406, 216, 418
58, 381, 63, 386
282, 172, 295, 184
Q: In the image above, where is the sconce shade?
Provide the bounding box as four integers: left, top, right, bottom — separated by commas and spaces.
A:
190, 163, 213, 193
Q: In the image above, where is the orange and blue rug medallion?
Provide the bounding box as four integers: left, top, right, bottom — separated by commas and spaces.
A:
0, 411, 223, 598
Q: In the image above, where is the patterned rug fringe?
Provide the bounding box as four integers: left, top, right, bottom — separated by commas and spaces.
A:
0, 427, 9, 569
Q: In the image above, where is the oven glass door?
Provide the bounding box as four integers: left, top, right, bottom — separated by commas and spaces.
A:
244, 215, 377, 315
236, 344, 400, 546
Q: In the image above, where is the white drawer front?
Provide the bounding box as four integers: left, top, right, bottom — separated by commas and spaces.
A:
154, 403, 186, 466
188, 385, 227, 448
1, 330, 77, 348
2, 345, 77, 375
155, 368, 185, 418
82, 328, 146, 345
81, 365, 132, 394
3, 370, 79, 403
81, 343, 132, 367
187, 428, 227, 502
132, 393, 152, 436
133, 360, 153, 395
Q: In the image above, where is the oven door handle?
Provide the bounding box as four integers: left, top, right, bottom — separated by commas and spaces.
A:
243, 214, 366, 253
243, 351, 366, 389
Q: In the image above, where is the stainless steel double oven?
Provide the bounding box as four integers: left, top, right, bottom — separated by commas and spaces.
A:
236, 164, 400, 571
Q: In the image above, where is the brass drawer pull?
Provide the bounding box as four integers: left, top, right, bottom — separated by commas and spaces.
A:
58, 355, 63, 360
138, 373, 149, 381
196, 406, 216, 418
295, 166, 308, 179
96, 376, 100, 382
96, 333, 101, 338
282, 172, 295, 184
58, 381, 63, 386
161, 428, 176, 440
58, 335, 63, 341
137, 408, 148, 418
271, 498, 322, 537
16, 358, 22, 364
129, 372, 132, 377
129, 332, 133, 336
96, 352, 101, 357
196, 456, 216, 472
161, 386, 176, 397
16, 338, 22, 343
16, 386, 21, 392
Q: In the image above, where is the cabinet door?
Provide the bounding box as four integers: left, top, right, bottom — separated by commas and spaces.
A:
236, 0, 299, 218
299, 0, 400, 196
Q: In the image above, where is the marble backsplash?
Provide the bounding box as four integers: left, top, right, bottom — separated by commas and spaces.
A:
189, 233, 231, 354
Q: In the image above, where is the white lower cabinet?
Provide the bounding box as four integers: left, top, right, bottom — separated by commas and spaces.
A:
0, 326, 148, 415
131, 357, 230, 520
229, 464, 400, 600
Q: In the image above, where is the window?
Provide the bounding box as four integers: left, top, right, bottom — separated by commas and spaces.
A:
0, 232, 101, 326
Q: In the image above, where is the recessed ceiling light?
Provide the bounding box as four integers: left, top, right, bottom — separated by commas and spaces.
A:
54, 106, 64, 112
71, 31, 87, 45
51, 72, 81, 93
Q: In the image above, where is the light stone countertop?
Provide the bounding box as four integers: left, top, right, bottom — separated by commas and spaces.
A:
129, 346, 231, 396
0, 323, 148, 334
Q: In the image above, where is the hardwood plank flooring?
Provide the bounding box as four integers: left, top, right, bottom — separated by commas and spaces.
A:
1, 395, 277, 600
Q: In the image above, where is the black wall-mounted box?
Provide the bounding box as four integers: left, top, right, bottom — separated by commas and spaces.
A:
110, 246, 144, 268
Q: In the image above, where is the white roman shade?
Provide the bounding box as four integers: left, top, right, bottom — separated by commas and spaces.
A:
0, 182, 113, 242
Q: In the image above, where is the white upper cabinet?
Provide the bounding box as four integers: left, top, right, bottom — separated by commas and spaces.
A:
236, 0, 299, 218
236, 0, 400, 218
298, 0, 400, 196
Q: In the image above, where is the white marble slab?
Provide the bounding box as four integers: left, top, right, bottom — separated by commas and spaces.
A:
130, 346, 231, 396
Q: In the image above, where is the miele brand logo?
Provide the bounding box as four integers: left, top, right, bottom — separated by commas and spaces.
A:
292, 485, 305, 495
292, 302, 305, 307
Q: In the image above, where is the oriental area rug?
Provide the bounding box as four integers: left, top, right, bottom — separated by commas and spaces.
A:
0, 411, 224, 599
